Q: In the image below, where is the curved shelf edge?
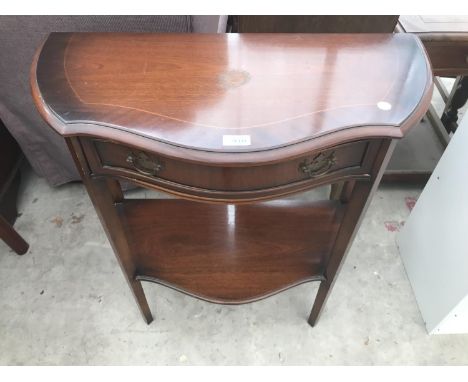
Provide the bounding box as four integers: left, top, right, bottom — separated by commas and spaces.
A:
120, 199, 342, 303
135, 274, 326, 305
94, 167, 371, 204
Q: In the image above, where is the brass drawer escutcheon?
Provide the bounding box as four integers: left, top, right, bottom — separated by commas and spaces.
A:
126, 151, 163, 176
299, 151, 336, 178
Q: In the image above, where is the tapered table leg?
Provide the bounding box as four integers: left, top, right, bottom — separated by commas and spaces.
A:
308, 140, 396, 327
308, 281, 330, 326
0, 215, 29, 255
67, 138, 154, 324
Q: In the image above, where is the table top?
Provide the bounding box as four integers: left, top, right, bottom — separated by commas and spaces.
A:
32, 33, 432, 160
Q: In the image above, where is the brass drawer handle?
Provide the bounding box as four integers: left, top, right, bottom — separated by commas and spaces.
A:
299, 151, 336, 178
126, 151, 163, 176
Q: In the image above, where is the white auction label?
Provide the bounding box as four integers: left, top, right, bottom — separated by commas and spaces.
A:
222, 135, 251, 146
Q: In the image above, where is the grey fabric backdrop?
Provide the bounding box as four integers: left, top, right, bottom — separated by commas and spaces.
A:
0, 16, 224, 186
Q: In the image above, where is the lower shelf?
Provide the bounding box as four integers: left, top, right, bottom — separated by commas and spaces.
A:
118, 198, 343, 303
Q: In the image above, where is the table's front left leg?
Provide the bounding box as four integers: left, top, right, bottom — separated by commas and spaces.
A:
67, 137, 153, 324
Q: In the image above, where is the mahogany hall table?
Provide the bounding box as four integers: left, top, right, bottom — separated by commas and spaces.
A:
31, 33, 432, 326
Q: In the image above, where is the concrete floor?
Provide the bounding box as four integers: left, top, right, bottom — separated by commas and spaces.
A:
1, 165, 468, 365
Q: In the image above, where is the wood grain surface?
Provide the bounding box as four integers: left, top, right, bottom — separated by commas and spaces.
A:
32, 33, 432, 156
78, 137, 380, 203
119, 198, 343, 303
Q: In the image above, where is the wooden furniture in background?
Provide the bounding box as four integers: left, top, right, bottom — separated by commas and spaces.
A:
399, 16, 468, 134
379, 16, 468, 183
31, 33, 432, 325
229, 15, 399, 33
0, 120, 29, 255
398, 14, 468, 71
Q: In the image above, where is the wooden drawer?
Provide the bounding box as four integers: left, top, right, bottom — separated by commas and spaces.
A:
81, 138, 376, 199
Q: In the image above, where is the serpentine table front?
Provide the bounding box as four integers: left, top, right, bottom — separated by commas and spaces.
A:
31, 33, 432, 326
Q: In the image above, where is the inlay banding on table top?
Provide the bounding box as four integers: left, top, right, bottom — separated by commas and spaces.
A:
33, 33, 433, 153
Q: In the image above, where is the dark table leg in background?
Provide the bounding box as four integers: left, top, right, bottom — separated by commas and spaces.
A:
441, 76, 468, 133
0, 215, 29, 255
0, 170, 29, 255
0, 119, 29, 256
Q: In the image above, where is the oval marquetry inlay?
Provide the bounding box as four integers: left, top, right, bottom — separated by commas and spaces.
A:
218, 69, 251, 89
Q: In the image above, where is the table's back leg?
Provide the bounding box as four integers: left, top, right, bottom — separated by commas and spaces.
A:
308, 139, 396, 326
67, 138, 153, 324
329, 182, 344, 200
